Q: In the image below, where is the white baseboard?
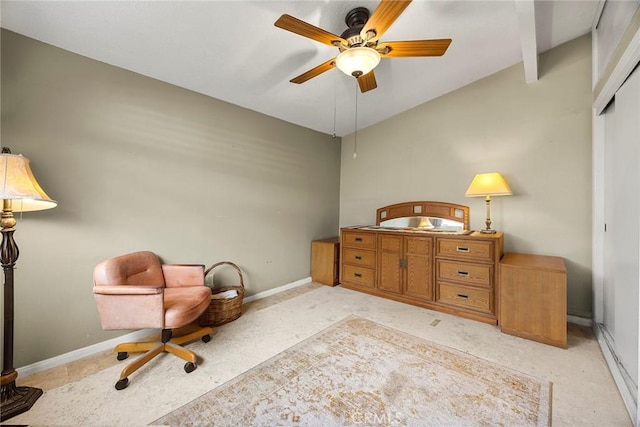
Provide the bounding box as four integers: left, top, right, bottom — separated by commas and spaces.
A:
16, 329, 154, 378
567, 314, 593, 327
16, 277, 312, 379
594, 324, 637, 425
243, 277, 311, 303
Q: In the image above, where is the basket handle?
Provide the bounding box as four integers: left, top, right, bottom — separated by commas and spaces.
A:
205, 261, 244, 289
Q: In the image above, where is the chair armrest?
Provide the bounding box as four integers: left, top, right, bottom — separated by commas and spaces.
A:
93, 285, 163, 295
162, 264, 205, 287
93, 285, 164, 330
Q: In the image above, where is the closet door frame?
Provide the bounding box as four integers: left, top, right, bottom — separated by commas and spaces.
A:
592, 3, 640, 424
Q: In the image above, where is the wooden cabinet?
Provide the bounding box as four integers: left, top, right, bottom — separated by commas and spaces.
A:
311, 237, 340, 286
378, 234, 433, 300
340, 227, 503, 324
499, 253, 567, 348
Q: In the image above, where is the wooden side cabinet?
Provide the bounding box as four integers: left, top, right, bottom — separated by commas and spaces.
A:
499, 253, 567, 348
311, 237, 340, 286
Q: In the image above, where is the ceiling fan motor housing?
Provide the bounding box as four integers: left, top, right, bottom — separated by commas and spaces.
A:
340, 7, 372, 48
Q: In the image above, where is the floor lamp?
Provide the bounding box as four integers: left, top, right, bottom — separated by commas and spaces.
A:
0, 147, 56, 422
465, 172, 512, 233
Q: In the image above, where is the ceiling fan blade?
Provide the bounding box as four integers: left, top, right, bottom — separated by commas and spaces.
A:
275, 14, 346, 47
378, 39, 452, 57
358, 70, 377, 93
361, 0, 412, 43
290, 58, 337, 84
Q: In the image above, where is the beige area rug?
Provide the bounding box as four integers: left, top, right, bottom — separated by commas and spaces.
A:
154, 316, 551, 426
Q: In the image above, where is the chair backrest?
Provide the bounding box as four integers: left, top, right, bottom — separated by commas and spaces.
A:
93, 251, 165, 287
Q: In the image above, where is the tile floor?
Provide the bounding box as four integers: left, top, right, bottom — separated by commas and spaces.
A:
8, 282, 633, 426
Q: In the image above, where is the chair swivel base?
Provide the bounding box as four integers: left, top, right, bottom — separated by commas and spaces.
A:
112, 324, 213, 390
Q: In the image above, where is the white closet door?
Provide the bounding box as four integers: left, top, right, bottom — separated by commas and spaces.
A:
603, 65, 640, 390
603, 100, 616, 336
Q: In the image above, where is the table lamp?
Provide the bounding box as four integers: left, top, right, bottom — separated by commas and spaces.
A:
465, 172, 512, 233
0, 147, 56, 421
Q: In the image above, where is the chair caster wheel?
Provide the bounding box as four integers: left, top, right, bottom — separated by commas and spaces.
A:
117, 352, 129, 361
184, 362, 196, 373
202, 334, 211, 343
115, 378, 129, 390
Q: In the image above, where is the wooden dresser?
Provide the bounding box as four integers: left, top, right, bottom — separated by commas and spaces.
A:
341, 226, 503, 325
340, 201, 504, 324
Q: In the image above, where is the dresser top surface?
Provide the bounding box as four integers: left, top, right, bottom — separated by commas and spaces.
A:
341, 226, 503, 240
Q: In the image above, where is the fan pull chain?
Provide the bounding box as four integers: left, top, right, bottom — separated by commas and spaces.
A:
353, 79, 358, 159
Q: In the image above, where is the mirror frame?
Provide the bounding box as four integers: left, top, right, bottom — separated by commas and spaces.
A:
376, 201, 470, 230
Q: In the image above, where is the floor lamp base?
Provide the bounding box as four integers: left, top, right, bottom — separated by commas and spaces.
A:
0, 378, 43, 422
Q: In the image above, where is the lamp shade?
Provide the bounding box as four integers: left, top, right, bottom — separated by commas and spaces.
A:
465, 172, 512, 197
0, 152, 57, 212
335, 47, 381, 77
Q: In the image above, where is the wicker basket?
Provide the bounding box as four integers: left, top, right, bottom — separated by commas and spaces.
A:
198, 261, 245, 326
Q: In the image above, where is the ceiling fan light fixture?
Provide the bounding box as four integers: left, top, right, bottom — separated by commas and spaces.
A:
335, 47, 381, 78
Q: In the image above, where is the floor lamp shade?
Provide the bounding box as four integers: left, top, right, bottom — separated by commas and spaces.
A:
465, 172, 512, 233
1, 148, 56, 422
0, 153, 57, 212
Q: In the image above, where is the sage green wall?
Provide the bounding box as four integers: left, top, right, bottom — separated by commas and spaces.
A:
340, 35, 593, 318
1, 30, 341, 367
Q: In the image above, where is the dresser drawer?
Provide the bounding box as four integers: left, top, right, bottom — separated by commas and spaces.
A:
342, 264, 375, 288
343, 247, 376, 268
436, 238, 494, 262
437, 282, 492, 314
436, 260, 492, 287
342, 231, 376, 249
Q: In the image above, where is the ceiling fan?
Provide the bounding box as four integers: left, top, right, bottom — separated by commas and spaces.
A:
274, 0, 452, 93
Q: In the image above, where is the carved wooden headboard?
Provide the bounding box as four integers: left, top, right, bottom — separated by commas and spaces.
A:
376, 201, 470, 230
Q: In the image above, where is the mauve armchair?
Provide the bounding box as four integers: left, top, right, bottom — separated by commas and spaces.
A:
93, 251, 213, 390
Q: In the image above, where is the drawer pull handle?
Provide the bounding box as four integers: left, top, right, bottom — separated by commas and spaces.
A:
456, 246, 470, 252
354, 273, 362, 278
456, 294, 469, 299
355, 237, 363, 242
457, 270, 469, 277
355, 255, 362, 260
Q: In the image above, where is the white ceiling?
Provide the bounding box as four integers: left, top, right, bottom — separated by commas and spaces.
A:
1, 0, 599, 137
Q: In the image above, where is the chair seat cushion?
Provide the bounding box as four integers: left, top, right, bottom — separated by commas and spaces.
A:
164, 287, 212, 329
